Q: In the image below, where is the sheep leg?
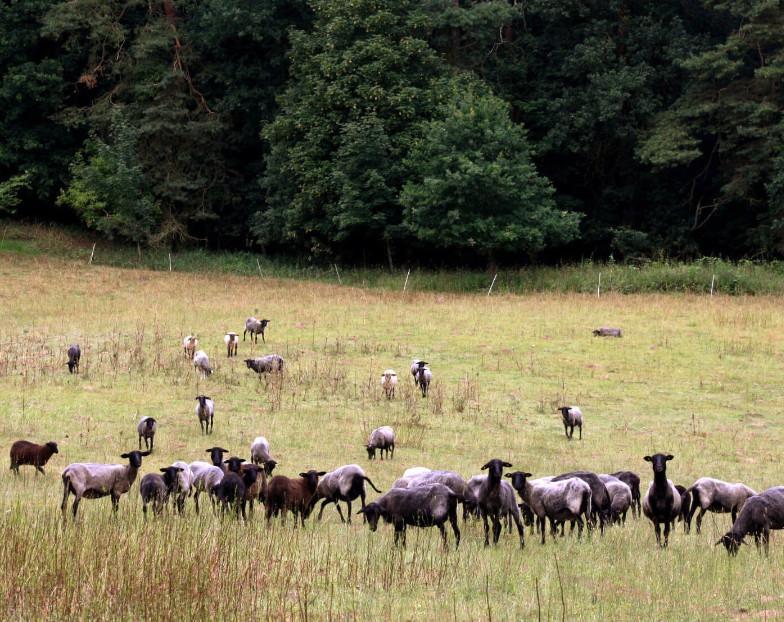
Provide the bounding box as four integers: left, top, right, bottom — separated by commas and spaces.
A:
345, 500, 352, 524
538, 517, 546, 544
111, 492, 120, 514
138, 435, 142, 450
481, 511, 491, 547
142, 501, 148, 519
731, 507, 738, 524
511, 513, 524, 549
576, 517, 584, 540
390, 444, 395, 459
71, 495, 82, 518
492, 514, 502, 544
449, 506, 461, 549
578, 425, 582, 440
763, 527, 770, 555
209, 416, 213, 435
663, 520, 671, 547
194, 491, 201, 515
654, 521, 662, 546
60, 482, 71, 513
438, 523, 448, 548
199, 420, 204, 435
695, 508, 706, 534
317, 499, 331, 521
35, 466, 45, 475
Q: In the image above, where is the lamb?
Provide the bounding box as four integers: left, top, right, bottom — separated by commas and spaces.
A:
314, 464, 382, 522
687, 477, 757, 534
674, 484, 692, 532
380, 369, 398, 399
9, 440, 59, 475
60, 450, 151, 518
642, 453, 681, 547
598, 474, 633, 524
610, 471, 641, 518
193, 350, 212, 377
403, 467, 431, 478
552, 471, 611, 532
366, 426, 395, 460
244, 317, 270, 344
593, 327, 623, 337
413, 360, 432, 397
170, 460, 193, 514
265, 470, 326, 526
188, 461, 224, 514
137, 416, 157, 452
250, 436, 278, 475
558, 406, 583, 440
474, 459, 525, 548
66, 344, 81, 374
224, 332, 239, 357
718, 487, 784, 555
182, 335, 198, 359
359, 483, 461, 548
195, 396, 215, 435
140, 466, 183, 517
244, 354, 285, 375
506, 471, 592, 543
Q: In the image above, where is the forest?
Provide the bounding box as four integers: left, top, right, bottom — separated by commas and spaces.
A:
0, 0, 782, 266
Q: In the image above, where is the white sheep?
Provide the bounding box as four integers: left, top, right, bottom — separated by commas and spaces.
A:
250, 436, 277, 474
170, 460, 193, 514
183, 335, 198, 360
380, 369, 398, 399
558, 406, 583, 440
224, 332, 239, 357
599, 474, 633, 524
188, 461, 225, 514
193, 350, 212, 377
403, 467, 432, 478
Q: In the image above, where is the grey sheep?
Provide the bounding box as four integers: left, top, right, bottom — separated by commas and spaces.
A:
474, 459, 525, 548
250, 436, 277, 475
314, 464, 382, 522
593, 327, 623, 337
718, 487, 784, 555
244, 354, 285, 375
599, 474, 633, 524
140, 466, 183, 517
366, 426, 395, 460
413, 361, 432, 397
687, 477, 756, 534
558, 406, 583, 440
244, 317, 270, 344
188, 461, 224, 514
137, 416, 157, 452
224, 332, 239, 357
193, 350, 212, 377
194, 396, 215, 435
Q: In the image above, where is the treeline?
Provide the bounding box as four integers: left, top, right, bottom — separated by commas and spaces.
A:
0, 0, 782, 266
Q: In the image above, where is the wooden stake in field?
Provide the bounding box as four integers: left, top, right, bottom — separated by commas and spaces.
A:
403, 268, 410, 292
88, 243, 96, 265
334, 263, 342, 285
487, 273, 498, 297
710, 274, 716, 296
597, 272, 601, 298
168, 253, 172, 272
256, 258, 263, 277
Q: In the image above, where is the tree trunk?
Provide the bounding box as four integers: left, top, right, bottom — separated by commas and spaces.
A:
386, 238, 394, 271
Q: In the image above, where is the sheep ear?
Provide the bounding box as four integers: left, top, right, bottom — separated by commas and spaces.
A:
666, 454, 674, 461
504, 473, 512, 478
523, 472, 532, 478
140, 451, 151, 457
120, 453, 129, 458
299, 472, 308, 478
480, 462, 490, 470
643, 456, 652, 462
160, 468, 169, 473
715, 538, 725, 546
220, 448, 229, 452
502, 461, 513, 468
356, 508, 366, 515
317, 471, 326, 476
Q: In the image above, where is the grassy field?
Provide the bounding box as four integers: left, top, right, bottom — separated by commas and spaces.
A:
1, 248, 784, 621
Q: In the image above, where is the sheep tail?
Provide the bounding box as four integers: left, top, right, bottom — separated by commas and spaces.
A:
363, 476, 382, 493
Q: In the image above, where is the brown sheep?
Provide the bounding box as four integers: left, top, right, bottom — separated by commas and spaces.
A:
266, 470, 326, 527
10, 440, 59, 475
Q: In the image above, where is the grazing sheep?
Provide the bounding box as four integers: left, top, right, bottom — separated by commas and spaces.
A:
592, 327, 623, 337
67, 344, 81, 374
244, 317, 270, 344
687, 477, 757, 534
598, 474, 633, 524
366, 426, 395, 460
195, 396, 215, 435
224, 332, 239, 357
188, 461, 224, 514
250, 436, 278, 475
558, 406, 583, 440
674, 485, 692, 532
60, 450, 151, 518
474, 459, 525, 548
552, 471, 611, 532
266, 470, 326, 526
506, 471, 592, 543
403, 467, 431, 478
380, 369, 398, 399
182, 335, 198, 359
9, 440, 59, 475
610, 471, 641, 518
718, 487, 784, 555
140, 466, 183, 517
395, 470, 472, 511
193, 350, 212, 377
244, 354, 285, 375
137, 416, 157, 452
314, 464, 382, 522
414, 361, 432, 397
359, 483, 461, 548
642, 453, 681, 547
170, 460, 193, 514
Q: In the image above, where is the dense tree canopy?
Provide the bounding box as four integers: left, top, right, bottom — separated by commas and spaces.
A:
1, 0, 782, 264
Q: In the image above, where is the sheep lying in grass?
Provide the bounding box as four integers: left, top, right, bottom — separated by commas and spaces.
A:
381, 370, 398, 399
244, 355, 285, 375
593, 327, 622, 337
366, 426, 395, 460
137, 416, 156, 452
642, 453, 681, 547
9, 440, 58, 475
140, 466, 183, 517
61, 450, 151, 518
250, 437, 277, 475
359, 483, 461, 549
244, 317, 270, 344
558, 406, 583, 440
193, 350, 212, 377
687, 477, 756, 534
224, 332, 239, 357
314, 464, 382, 523
195, 396, 215, 435
67, 344, 81, 374
718, 487, 784, 555
183, 336, 198, 359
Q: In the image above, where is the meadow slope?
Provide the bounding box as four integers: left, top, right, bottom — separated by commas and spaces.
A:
1, 252, 783, 621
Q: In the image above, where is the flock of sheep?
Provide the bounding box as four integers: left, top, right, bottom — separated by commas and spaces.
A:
9, 319, 783, 556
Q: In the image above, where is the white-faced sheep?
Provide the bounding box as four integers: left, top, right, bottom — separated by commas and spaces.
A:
10, 440, 59, 475
380, 369, 398, 399
598, 474, 633, 524
183, 335, 198, 359
359, 483, 461, 548
195, 396, 215, 435
224, 332, 239, 357
140, 466, 183, 517
506, 471, 592, 543
642, 453, 682, 547
137, 416, 157, 452
244, 354, 285, 375
687, 477, 757, 534
193, 350, 212, 377
188, 461, 224, 514
67, 344, 81, 374
61, 450, 151, 518
366, 426, 395, 460
413, 361, 432, 397
314, 464, 382, 523
558, 406, 583, 440
593, 327, 623, 337
718, 487, 784, 555
250, 437, 277, 475
244, 317, 270, 344
474, 459, 525, 548
266, 470, 326, 526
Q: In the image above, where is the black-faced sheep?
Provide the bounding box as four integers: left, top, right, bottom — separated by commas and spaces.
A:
137, 416, 157, 452
552, 471, 611, 532
366, 426, 395, 460
414, 361, 432, 397
610, 471, 641, 518
140, 466, 183, 517
642, 453, 681, 547
475, 459, 525, 548
593, 327, 622, 337
67, 344, 81, 374
224, 332, 239, 357
687, 477, 757, 534
9, 440, 59, 475
674, 484, 692, 532
718, 487, 784, 555
188, 461, 224, 514
314, 464, 382, 522
381, 370, 398, 399
557, 406, 583, 440
170, 460, 193, 514
244, 317, 270, 344
266, 470, 326, 526
195, 396, 215, 435
244, 354, 285, 375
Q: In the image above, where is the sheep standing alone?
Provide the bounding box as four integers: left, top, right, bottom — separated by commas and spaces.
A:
183, 336, 198, 360
193, 350, 212, 377
61, 450, 151, 518
244, 354, 285, 375
250, 437, 277, 475
414, 361, 432, 397
195, 396, 215, 435
67, 344, 81, 374
137, 416, 157, 452
9, 440, 59, 475
718, 487, 784, 555
224, 332, 239, 357
366, 426, 395, 460
266, 470, 326, 526
474, 459, 525, 548
380, 370, 398, 399
593, 327, 623, 337
244, 317, 270, 344
314, 464, 382, 522
558, 406, 583, 440
687, 477, 757, 534
610, 471, 642, 518
642, 453, 681, 547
